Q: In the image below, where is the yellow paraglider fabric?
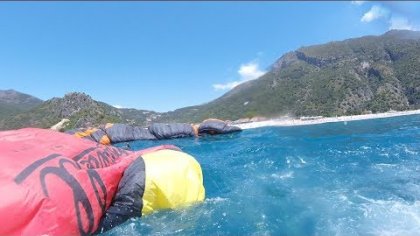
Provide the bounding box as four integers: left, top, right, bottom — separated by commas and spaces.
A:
141, 149, 205, 215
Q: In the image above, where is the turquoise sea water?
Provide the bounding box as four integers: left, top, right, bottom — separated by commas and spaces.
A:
108, 115, 420, 235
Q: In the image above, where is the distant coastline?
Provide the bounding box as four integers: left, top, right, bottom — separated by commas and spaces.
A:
236, 109, 420, 130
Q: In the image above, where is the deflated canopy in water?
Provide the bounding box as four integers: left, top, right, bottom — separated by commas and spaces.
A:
105, 123, 136, 143
97, 149, 205, 233
148, 123, 195, 139
198, 119, 241, 135
0, 128, 206, 235
0, 128, 137, 235
133, 126, 157, 140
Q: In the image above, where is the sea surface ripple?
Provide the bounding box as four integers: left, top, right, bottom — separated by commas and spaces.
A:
107, 114, 420, 236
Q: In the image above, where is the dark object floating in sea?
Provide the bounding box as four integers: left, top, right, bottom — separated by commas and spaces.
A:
65, 119, 242, 145
199, 119, 242, 135
148, 122, 195, 139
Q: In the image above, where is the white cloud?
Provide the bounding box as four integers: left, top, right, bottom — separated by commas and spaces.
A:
238, 62, 266, 81
113, 104, 124, 109
213, 61, 266, 91
389, 16, 415, 30
351, 1, 365, 6
361, 5, 389, 23
358, 3, 418, 31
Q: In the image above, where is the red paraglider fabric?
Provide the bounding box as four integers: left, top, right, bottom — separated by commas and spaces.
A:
0, 128, 177, 235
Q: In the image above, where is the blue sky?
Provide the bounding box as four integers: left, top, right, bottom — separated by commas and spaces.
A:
1, 1, 419, 112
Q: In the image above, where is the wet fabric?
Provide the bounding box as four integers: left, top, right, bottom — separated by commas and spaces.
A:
0, 128, 137, 235
105, 124, 135, 143
0, 127, 191, 235
198, 120, 241, 135
96, 158, 146, 233
91, 129, 111, 145
69, 120, 241, 144
148, 123, 195, 139
0, 127, 205, 235
97, 148, 205, 233
141, 149, 205, 214
133, 127, 156, 140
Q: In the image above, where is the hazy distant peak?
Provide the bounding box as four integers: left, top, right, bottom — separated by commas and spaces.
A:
383, 29, 420, 40
0, 89, 43, 105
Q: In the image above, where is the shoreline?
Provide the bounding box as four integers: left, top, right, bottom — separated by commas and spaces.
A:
236, 109, 420, 130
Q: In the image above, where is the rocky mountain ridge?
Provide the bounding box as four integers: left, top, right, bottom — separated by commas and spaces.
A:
1, 30, 420, 130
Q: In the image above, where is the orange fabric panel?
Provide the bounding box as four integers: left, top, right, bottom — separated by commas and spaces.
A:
74, 128, 97, 138
99, 135, 111, 145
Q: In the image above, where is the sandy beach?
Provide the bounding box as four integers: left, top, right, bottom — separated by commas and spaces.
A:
236, 109, 420, 130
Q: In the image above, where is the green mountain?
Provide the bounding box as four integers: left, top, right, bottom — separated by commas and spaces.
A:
1, 30, 420, 130
0, 92, 159, 130
0, 89, 43, 119
157, 30, 420, 123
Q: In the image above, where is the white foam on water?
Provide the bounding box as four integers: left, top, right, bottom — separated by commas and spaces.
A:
379, 152, 390, 157
205, 197, 229, 204
285, 156, 306, 168
374, 163, 396, 167
403, 146, 418, 155
373, 163, 397, 172
299, 157, 307, 164
271, 171, 294, 180
338, 194, 349, 202
355, 194, 420, 235
361, 146, 371, 150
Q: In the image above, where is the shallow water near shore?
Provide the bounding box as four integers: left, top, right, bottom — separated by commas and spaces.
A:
107, 114, 420, 235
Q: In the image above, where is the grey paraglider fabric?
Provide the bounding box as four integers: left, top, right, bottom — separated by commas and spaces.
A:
105, 124, 135, 143
67, 120, 242, 145
96, 157, 146, 233
133, 127, 157, 140
64, 129, 78, 135
198, 120, 241, 135
148, 123, 195, 139
91, 129, 108, 143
